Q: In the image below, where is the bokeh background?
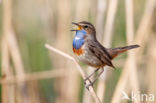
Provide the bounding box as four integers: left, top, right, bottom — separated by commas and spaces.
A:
0, 0, 156, 103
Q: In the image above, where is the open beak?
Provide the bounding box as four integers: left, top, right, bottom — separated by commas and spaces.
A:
71, 22, 82, 31
72, 22, 79, 26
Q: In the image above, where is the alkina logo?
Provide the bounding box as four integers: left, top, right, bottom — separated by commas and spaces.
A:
121, 91, 155, 102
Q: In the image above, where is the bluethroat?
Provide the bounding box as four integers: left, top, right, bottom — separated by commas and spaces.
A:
71, 21, 139, 88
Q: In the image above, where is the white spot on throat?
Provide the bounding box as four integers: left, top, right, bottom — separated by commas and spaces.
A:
75, 36, 81, 40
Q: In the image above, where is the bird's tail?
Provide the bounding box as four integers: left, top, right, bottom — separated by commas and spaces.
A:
108, 45, 140, 59
112, 45, 140, 54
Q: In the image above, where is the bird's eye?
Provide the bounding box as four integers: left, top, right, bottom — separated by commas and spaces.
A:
84, 25, 89, 28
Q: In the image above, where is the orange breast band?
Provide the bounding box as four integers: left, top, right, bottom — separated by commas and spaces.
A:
73, 47, 84, 56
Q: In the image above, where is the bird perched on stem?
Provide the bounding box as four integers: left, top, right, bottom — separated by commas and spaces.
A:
71, 21, 139, 88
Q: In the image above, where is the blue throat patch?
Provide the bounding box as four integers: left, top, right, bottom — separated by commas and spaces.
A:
73, 30, 87, 49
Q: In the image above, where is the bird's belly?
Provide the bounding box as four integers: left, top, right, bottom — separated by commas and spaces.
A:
76, 49, 103, 68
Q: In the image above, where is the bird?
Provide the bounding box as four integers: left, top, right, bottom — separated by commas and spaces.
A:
71, 21, 140, 88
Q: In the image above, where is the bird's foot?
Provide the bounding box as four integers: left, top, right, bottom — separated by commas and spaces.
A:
84, 77, 95, 90
84, 77, 92, 85
84, 77, 92, 90
85, 82, 94, 90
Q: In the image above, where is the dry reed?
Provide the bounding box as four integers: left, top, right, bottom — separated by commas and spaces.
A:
2, 0, 30, 102
45, 44, 102, 103
0, 0, 155, 103
96, 0, 119, 102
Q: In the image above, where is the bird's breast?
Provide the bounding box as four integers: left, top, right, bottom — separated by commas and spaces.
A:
73, 44, 103, 68
72, 35, 86, 56
73, 47, 84, 56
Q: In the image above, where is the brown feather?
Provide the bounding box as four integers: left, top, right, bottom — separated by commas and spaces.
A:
107, 45, 140, 59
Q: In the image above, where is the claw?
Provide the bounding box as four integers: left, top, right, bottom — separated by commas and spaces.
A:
84, 77, 91, 85
84, 77, 95, 90
85, 82, 94, 90
84, 77, 90, 82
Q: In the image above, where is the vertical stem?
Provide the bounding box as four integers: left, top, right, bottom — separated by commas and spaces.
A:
2, 0, 30, 103
125, 0, 140, 96
1, 40, 15, 103
103, 0, 119, 47
96, 0, 119, 101
96, 0, 106, 42
1, 0, 15, 103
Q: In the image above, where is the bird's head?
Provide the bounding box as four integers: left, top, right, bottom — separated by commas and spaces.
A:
71, 21, 96, 39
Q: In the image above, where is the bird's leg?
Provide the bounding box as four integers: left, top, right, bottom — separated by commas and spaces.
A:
84, 68, 100, 84
91, 68, 104, 85
86, 68, 104, 89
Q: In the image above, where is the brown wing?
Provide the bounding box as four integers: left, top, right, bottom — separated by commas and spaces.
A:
87, 40, 115, 68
